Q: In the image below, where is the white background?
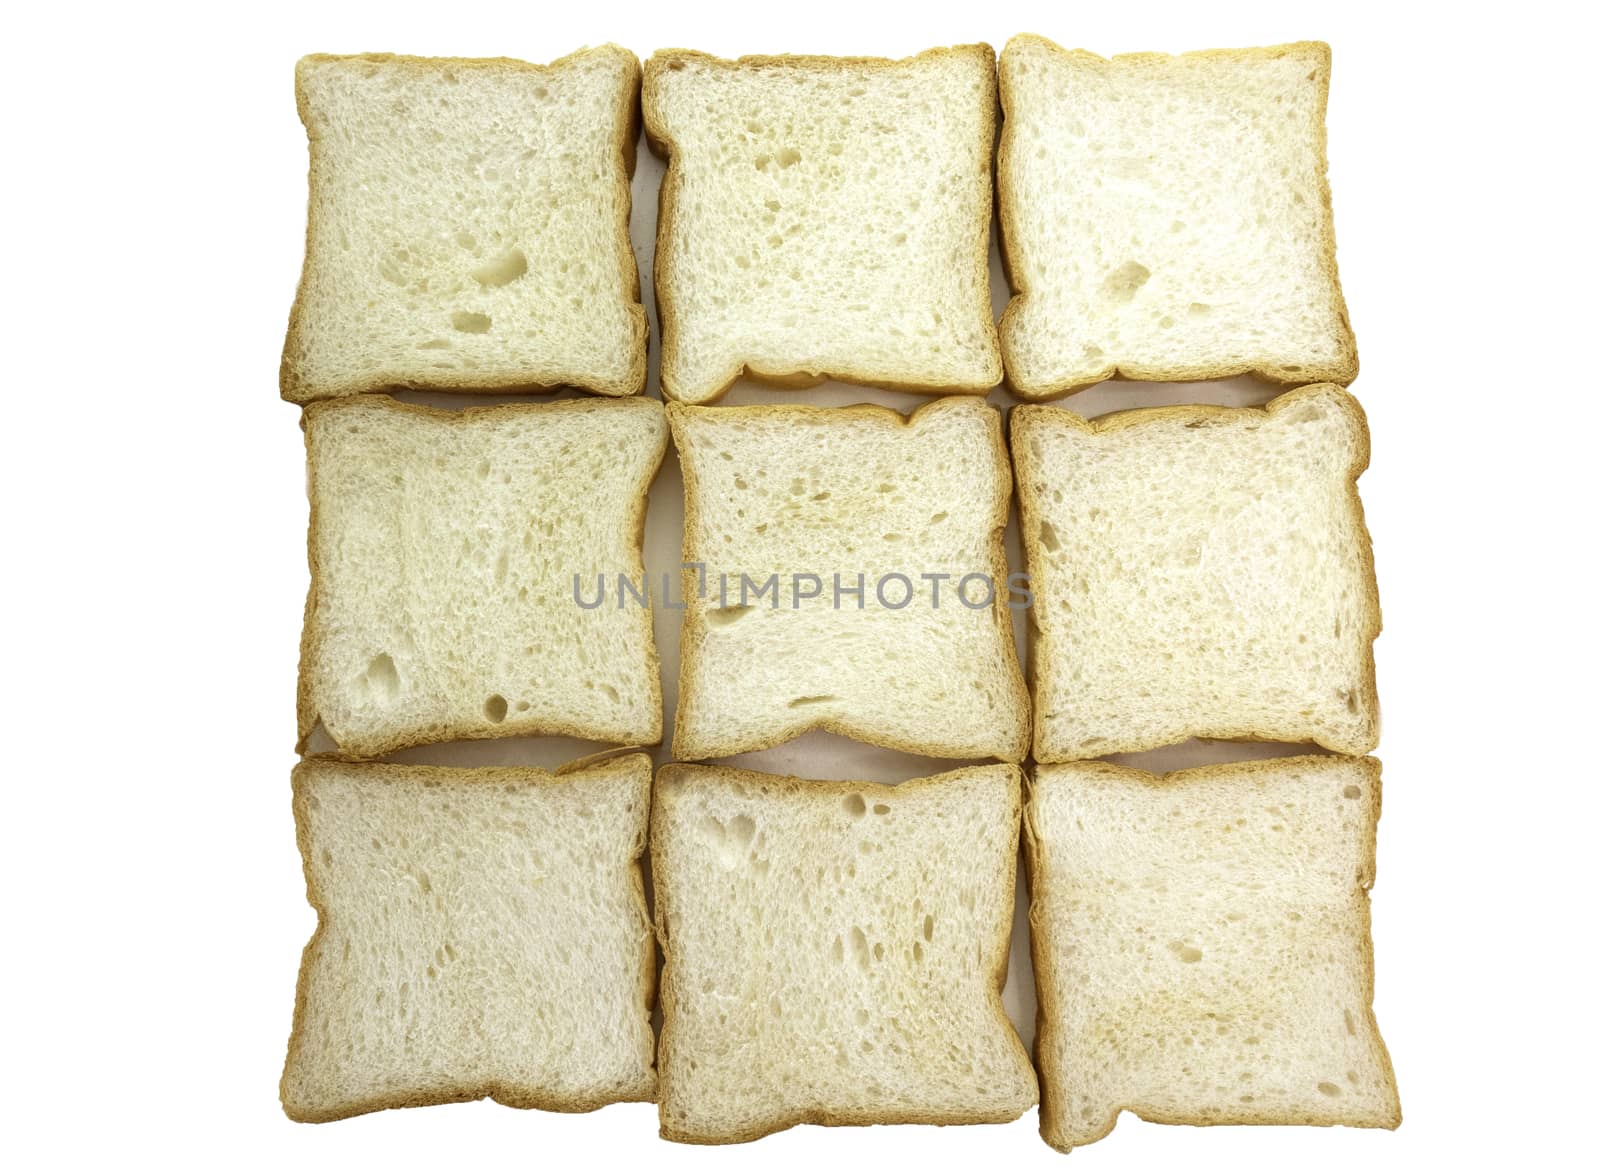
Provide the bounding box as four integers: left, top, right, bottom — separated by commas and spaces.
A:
6, 1, 1595, 1167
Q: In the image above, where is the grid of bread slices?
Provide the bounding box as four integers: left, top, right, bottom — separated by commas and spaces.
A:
279, 39, 1398, 1152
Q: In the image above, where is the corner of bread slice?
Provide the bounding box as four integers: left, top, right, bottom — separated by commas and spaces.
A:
283, 49, 646, 402
1026, 755, 1399, 1150
652, 762, 1035, 1143
282, 755, 656, 1122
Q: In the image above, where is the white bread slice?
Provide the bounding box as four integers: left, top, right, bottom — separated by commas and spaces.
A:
998, 37, 1355, 397
643, 46, 1002, 404
1013, 384, 1379, 761
283, 47, 646, 402
281, 753, 655, 1122
298, 396, 667, 758
668, 398, 1028, 761
1026, 756, 1400, 1151
653, 762, 1036, 1143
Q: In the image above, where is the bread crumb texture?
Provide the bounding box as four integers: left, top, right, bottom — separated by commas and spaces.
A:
1027, 756, 1400, 1151
645, 46, 1002, 402
1014, 385, 1379, 761
284, 47, 646, 400
998, 37, 1355, 395
281, 755, 656, 1121
653, 763, 1036, 1142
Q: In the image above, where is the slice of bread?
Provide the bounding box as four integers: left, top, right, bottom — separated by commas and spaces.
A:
653, 762, 1036, 1143
298, 396, 667, 758
283, 47, 646, 402
281, 753, 656, 1122
1026, 756, 1401, 1151
668, 398, 1028, 761
1013, 384, 1379, 761
998, 37, 1355, 397
643, 46, 1002, 403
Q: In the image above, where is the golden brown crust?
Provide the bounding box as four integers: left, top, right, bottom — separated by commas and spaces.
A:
1025, 755, 1399, 1151
651, 762, 1034, 1143
642, 45, 1003, 404
1011, 384, 1381, 762
281, 753, 658, 1123
995, 36, 1357, 400
666, 397, 1028, 762
294, 395, 667, 759
281, 46, 647, 403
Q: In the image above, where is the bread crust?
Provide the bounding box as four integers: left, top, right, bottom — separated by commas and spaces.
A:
1024, 755, 1400, 1150
1011, 383, 1381, 761
281, 753, 658, 1122
667, 396, 1029, 762
995, 36, 1357, 399
281, 46, 648, 403
651, 762, 1035, 1143
642, 45, 1003, 404
295, 395, 667, 759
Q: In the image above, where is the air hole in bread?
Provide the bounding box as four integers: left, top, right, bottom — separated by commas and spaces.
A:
842, 793, 867, 818
1102, 260, 1151, 302
1038, 521, 1062, 553
361, 653, 400, 699
790, 694, 838, 708
483, 693, 508, 723
451, 311, 491, 333
471, 247, 528, 287
849, 926, 871, 969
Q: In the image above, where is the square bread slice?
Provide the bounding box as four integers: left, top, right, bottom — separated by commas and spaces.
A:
1013, 384, 1379, 761
643, 46, 1002, 403
298, 396, 667, 758
652, 762, 1037, 1143
281, 753, 656, 1122
998, 36, 1356, 397
668, 398, 1028, 761
283, 47, 646, 402
1026, 756, 1401, 1151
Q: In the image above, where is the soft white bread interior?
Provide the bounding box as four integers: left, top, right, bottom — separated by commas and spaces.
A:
281, 753, 656, 1122
1013, 384, 1379, 761
299, 396, 667, 758
669, 398, 1027, 761
644, 46, 1002, 403
653, 762, 1036, 1143
284, 47, 646, 401
998, 36, 1355, 397
1026, 756, 1400, 1151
